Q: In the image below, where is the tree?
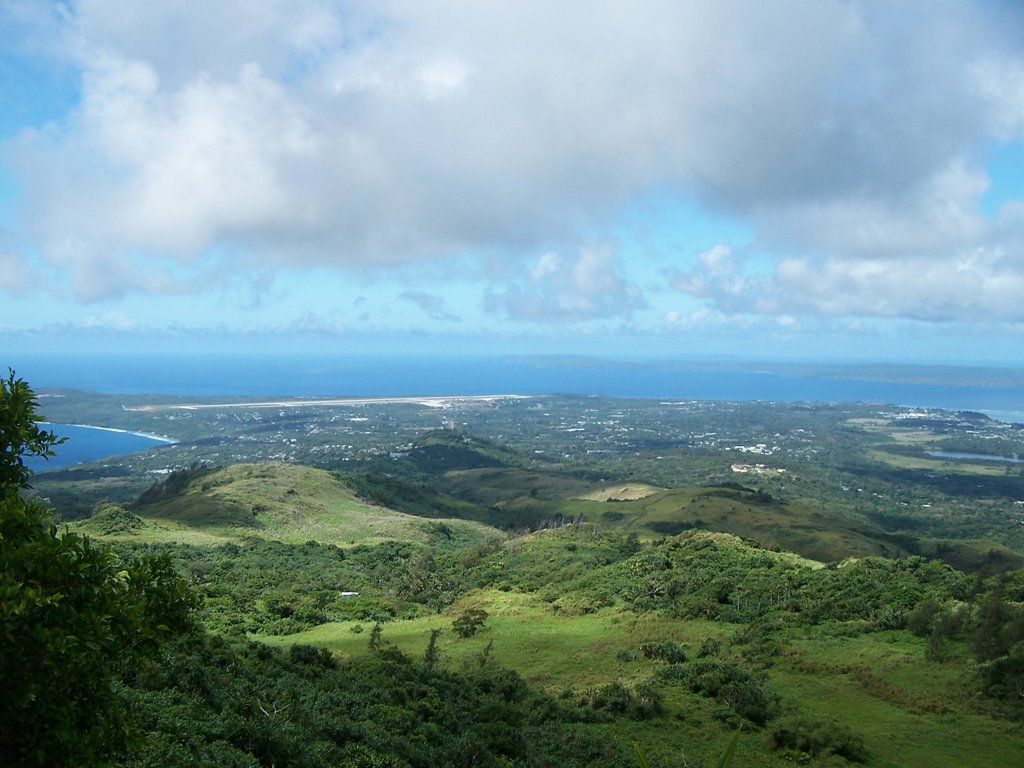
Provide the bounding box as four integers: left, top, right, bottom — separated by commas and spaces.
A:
0, 369, 64, 490
453, 607, 488, 638
424, 627, 443, 668
0, 372, 197, 767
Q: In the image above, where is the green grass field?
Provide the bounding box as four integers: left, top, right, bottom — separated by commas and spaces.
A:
260, 585, 1024, 768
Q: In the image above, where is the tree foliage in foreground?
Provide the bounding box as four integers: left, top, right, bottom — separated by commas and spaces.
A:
0, 372, 197, 767
121, 633, 634, 768
0, 370, 64, 490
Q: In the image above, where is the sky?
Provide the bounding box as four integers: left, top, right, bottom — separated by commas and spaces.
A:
3, 0, 1024, 364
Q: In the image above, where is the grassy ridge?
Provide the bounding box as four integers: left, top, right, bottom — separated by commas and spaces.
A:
124, 462, 503, 547
98, 453, 1020, 572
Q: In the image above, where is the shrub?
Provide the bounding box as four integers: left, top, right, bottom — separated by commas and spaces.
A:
639, 641, 688, 664
574, 682, 662, 720
289, 643, 336, 668
771, 715, 868, 763
907, 598, 942, 637
979, 641, 1024, 704
654, 665, 690, 683
86, 504, 145, 534
697, 638, 722, 658
682, 660, 779, 725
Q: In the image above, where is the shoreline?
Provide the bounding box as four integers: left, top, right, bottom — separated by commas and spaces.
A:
39, 421, 178, 444
982, 409, 1024, 425
122, 394, 534, 412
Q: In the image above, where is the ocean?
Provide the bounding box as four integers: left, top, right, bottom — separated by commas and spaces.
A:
25, 423, 174, 473
10, 353, 1024, 418
13, 353, 1023, 473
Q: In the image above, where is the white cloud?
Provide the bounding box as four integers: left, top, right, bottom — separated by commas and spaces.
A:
671, 156, 1024, 323
486, 242, 645, 322
753, 158, 991, 259
79, 310, 135, 330
288, 311, 347, 335
974, 57, 1024, 140
673, 242, 1024, 323
10, 55, 317, 260
529, 252, 561, 281
2, 0, 1024, 328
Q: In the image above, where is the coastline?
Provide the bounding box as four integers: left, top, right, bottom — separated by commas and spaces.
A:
982, 410, 1024, 425
122, 394, 534, 412
39, 421, 178, 444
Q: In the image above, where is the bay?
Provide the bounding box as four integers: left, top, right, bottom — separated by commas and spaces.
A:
26, 423, 175, 473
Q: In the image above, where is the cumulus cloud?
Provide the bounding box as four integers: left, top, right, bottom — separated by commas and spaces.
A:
9, 56, 316, 260
668, 150, 1024, 323
486, 242, 644, 321
661, 307, 802, 334
2, 0, 1024, 325
673, 237, 1024, 323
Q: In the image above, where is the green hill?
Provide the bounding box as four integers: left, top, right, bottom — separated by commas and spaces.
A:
373, 429, 533, 477
556, 483, 1023, 571
349, 440, 1022, 569
80, 462, 504, 548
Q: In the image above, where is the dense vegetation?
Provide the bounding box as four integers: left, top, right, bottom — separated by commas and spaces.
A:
0, 373, 196, 765
121, 633, 639, 768
9, 376, 1024, 765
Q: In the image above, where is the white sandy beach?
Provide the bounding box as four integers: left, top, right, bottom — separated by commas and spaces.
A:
122, 394, 534, 412
39, 421, 178, 443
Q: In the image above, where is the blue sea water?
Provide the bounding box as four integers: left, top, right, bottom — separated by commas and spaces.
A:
11, 354, 1023, 472
9, 353, 1024, 419
25, 423, 173, 473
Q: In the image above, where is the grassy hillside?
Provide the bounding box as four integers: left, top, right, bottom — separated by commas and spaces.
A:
266, 599, 1022, 768
255, 527, 1024, 768
26, 388, 1024, 766
75, 462, 503, 549
347, 442, 1022, 570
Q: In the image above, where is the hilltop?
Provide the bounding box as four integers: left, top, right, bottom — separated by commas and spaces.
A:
74, 461, 502, 549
